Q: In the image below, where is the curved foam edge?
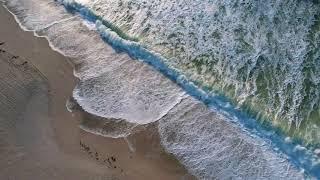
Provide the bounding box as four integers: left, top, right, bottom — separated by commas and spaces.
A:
158, 97, 307, 179
71, 3, 320, 178
3, 0, 319, 178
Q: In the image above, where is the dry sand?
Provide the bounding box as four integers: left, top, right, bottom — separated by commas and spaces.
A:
0, 4, 194, 180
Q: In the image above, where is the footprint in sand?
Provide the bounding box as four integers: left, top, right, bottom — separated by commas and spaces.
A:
79, 141, 123, 171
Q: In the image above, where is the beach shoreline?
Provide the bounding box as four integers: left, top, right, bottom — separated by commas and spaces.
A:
0, 4, 194, 180
1, 0, 313, 178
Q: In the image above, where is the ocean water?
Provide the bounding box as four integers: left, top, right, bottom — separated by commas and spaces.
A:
65, 0, 320, 146
3, 0, 320, 179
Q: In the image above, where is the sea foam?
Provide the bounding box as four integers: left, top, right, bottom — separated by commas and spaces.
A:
71, 0, 320, 147
3, 0, 318, 179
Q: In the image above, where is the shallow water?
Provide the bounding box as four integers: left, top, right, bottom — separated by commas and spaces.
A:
67, 0, 320, 146
3, 0, 320, 179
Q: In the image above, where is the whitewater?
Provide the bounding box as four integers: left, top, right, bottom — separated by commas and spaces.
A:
3, 0, 320, 179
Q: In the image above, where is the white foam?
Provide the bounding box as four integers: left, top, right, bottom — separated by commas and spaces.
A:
76, 0, 320, 132
158, 96, 304, 179
79, 123, 134, 138
65, 98, 74, 112
124, 137, 135, 152
3, 0, 312, 178
285, 137, 293, 143
5, 0, 186, 125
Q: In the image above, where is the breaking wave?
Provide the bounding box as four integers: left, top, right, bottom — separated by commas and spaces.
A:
3, 0, 320, 179
61, 0, 320, 147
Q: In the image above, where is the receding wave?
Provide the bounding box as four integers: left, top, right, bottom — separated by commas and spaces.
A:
61, 0, 320, 147
3, 0, 320, 179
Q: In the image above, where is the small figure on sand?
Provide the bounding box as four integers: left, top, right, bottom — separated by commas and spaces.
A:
111, 156, 116, 162
0, 42, 5, 46
10, 55, 19, 60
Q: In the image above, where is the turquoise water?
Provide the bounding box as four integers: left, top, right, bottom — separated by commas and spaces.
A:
59, 0, 320, 146
5, 0, 318, 177
55, 0, 320, 178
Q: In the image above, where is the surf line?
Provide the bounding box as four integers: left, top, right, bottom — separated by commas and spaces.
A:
57, 0, 320, 178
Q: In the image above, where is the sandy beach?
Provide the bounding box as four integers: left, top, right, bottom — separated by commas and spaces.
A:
1, 0, 317, 178
0, 4, 194, 180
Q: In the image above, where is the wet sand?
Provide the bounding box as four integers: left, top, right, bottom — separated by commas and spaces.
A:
0, 4, 193, 180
